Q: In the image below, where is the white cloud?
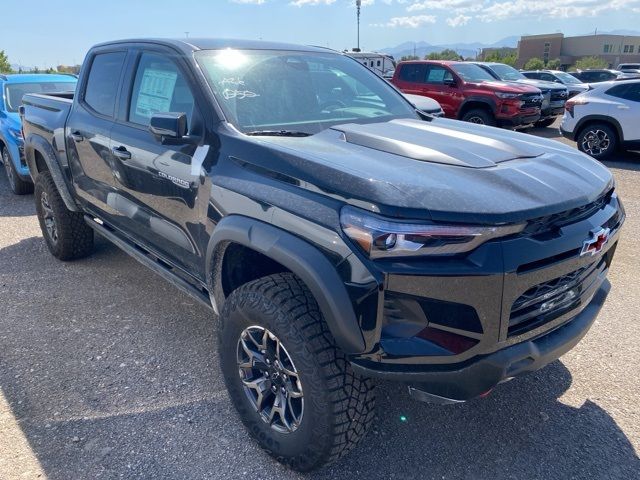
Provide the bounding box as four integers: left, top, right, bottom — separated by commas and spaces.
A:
446, 14, 471, 27
476, 0, 640, 22
231, 0, 266, 4
372, 14, 437, 28
289, 0, 337, 6
408, 0, 480, 13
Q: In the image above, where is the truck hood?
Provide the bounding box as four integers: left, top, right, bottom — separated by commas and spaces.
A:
244, 118, 613, 224
470, 80, 540, 93
509, 78, 567, 92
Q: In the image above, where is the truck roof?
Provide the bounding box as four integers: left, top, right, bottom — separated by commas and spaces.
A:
0, 73, 77, 83
93, 38, 333, 54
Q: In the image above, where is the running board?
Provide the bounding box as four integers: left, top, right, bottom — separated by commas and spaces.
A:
85, 216, 212, 310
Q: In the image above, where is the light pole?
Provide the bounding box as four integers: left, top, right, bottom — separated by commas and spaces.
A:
356, 0, 361, 52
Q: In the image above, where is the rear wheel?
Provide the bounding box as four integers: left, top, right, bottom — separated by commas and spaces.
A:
219, 273, 375, 471
461, 108, 496, 127
534, 118, 556, 128
34, 171, 94, 260
577, 123, 617, 160
2, 147, 33, 195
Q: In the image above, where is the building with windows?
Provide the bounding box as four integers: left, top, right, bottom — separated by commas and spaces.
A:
516, 33, 640, 69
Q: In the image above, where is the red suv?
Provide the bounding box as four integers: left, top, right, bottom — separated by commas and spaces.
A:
391, 60, 543, 127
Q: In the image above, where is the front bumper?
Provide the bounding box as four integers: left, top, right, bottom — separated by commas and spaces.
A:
352, 280, 609, 401
348, 191, 623, 401
541, 104, 565, 119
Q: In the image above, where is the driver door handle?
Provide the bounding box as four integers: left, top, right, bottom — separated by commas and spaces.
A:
111, 146, 132, 160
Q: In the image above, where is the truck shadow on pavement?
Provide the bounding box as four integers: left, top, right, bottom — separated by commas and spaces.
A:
1, 238, 638, 479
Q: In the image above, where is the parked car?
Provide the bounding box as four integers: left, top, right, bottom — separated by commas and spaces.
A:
561, 79, 640, 159
569, 69, 636, 83
402, 93, 444, 116
617, 63, 640, 72
22, 38, 624, 471
471, 62, 568, 128
391, 60, 543, 127
521, 69, 589, 97
0, 73, 77, 194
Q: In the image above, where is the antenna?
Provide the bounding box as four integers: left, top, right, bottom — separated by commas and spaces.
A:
356, 0, 361, 52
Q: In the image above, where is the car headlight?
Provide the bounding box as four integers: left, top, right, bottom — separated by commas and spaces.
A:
495, 92, 520, 99
340, 206, 525, 259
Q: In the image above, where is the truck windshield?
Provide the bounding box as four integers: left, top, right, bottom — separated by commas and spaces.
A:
4, 81, 77, 112
195, 49, 416, 135
449, 63, 496, 83
487, 64, 526, 81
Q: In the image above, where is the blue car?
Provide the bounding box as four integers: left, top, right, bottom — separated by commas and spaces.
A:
1, 74, 77, 194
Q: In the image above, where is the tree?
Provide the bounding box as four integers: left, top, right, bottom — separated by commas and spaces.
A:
33, 66, 40, 74
546, 58, 561, 69
524, 57, 545, 70
0, 50, 12, 73
485, 52, 517, 67
400, 55, 419, 61
425, 49, 461, 61
574, 56, 608, 70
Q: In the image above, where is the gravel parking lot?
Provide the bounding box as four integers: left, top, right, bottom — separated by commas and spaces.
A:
1, 123, 638, 479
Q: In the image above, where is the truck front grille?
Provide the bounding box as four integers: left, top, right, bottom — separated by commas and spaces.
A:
520, 93, 543, 108
523, 189, 614, 236
551, 90, 568, 101
508, 260, 604, 336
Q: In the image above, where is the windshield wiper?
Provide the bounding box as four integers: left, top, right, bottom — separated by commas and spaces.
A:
245, 130, 311, 137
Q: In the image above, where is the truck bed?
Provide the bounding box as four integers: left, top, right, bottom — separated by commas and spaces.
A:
21, 92, 73, 173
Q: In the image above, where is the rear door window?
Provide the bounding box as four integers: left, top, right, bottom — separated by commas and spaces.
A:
84, 51, 127, 117
398, 64, 427, 83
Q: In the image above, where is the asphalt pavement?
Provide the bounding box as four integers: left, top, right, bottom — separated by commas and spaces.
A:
1, 124, 639, 479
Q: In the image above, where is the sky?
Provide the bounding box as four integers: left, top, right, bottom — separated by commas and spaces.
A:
1, 0, 639, 68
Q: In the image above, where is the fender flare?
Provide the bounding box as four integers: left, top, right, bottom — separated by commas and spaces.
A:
574, 115, 624, 143
458, 97, 497, 119
24, 134, 80, 212
206, 215, 366, 354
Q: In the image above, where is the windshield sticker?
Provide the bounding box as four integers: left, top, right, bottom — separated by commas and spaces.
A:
135, 68, 178, 118
219, 77, 245, 87
222, 89, 259, 100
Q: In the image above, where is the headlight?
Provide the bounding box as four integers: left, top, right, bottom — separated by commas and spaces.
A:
495, 92, 520, 99
340, 206, 525, 259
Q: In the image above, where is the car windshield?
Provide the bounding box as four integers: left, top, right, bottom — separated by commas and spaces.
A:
554, 71, 581, 84
488, 64, 526, 81
195, 49, 416, 135
4, 81, 77, 112
449, 63, 496, 82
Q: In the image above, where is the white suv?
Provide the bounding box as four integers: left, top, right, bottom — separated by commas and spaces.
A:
560, 79, 640, 159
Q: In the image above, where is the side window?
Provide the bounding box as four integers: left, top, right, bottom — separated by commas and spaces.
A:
84, 51, 127, 117
399, 64, 426, 83
128, 52, 195, 128
424, 66, 453, 85
625, 84, 640, 102
606, 84, 630, 99
541, 73, 556, 82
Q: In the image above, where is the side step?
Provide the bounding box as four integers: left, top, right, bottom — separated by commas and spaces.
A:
85, 216, 213, 310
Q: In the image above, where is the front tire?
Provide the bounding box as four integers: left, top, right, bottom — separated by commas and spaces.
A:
576, 123, 618, 160
461, 108, 496, 127
34, 172, 94, 260
219, 273, 375, 471
2, 147, 33, 195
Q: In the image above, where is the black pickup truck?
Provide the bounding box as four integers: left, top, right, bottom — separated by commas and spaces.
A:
21, 38, 624, 471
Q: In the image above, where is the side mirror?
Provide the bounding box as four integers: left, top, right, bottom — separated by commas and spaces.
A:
149, 112, 187, 141
443, 78, 457, 87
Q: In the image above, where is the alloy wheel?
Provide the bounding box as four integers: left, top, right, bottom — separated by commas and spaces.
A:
40, 191, 58, 244
237, 326, 304, 434
581, 129, 611, 156
468, 116, 485, 124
